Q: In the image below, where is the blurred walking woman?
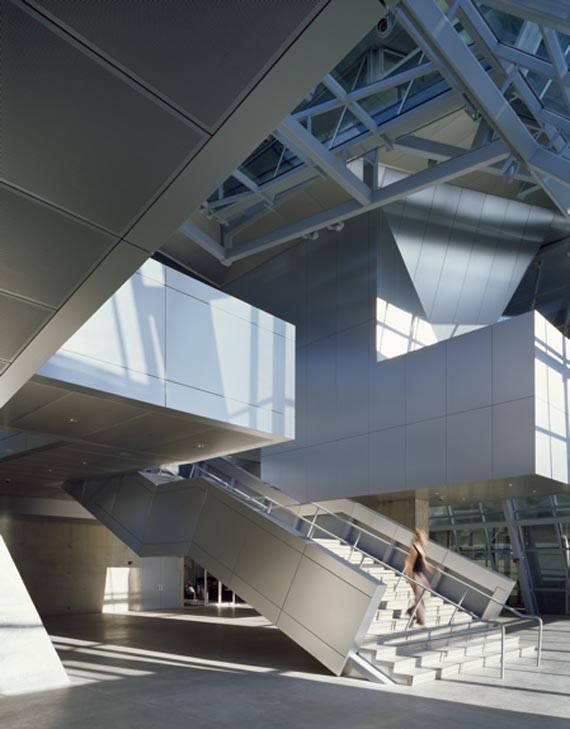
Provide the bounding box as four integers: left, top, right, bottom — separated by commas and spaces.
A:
404, 528, 433, 626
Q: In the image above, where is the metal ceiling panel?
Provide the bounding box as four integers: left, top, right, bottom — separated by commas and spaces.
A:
32, 0, 327, 132
12, 391, 147, 438
1, 0, 205, 235
0, 185, 117, 308
0, 293, 52, 362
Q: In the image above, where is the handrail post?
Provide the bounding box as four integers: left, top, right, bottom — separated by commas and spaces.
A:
537, 617, 543, 667
449, 591, 467, 625
307, 506, 320, 539
500, 624, 505, 680
406, 586, 427, 630
348, 531, 361, 562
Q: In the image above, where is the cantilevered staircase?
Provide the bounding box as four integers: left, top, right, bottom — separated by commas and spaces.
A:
66, 457, 542, 686
313, 537, 536, 685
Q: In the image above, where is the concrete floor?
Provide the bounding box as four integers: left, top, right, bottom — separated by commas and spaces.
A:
1, 606, 569, 728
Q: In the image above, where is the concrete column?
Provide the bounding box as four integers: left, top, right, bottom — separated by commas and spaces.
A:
356, 492, 430, 533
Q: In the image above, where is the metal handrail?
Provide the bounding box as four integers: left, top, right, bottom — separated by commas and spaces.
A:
192, 462, 510, 675
193, 460, 547, 674
307, 505, 541, 666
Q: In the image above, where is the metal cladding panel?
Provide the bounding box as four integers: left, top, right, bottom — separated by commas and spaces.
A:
34, 0, 326, 132
0, 185, 117, 309
110, 477, 155, 542
191, 492, 249, 574
233, 524, 303, 608
1, 0, 204, 234
446, 326, 493, 414
369, 356, 406, 432
492, 313, 535, 404
331, 433, 370, 498
142, 485, 205, 548
306, 235, 338, 345
386, 184, 549, 326
305, 441, 343, 501
280, 553, 383, 674
261, 449, 307, 503
0, 293, 52, 362
405, 342, 446, 423
336, 323, 370, 439
414, 184, 461, 318
369, 425, 406, 492
406, 416, 446, 489
306, 334, 338, 445
337, 215, 374, 331
66, 473, 383, 676
52, 271, 167, 381
376, 209, 425, 317
446, 407, 493, 484
492, 398, 535, 478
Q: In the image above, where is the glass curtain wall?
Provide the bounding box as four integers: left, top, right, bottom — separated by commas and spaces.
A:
430, 494, 570, 614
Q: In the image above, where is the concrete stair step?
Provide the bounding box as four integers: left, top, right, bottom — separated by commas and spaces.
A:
390, 666, 438, 686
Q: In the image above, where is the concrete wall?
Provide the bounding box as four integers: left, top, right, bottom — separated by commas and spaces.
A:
226, 214, 561, 502
39, 259, 295, 439
0, 512, 140, 616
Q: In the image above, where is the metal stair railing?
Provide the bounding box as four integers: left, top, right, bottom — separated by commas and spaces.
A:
189, 461, 513, 677
197, 459, 542, 668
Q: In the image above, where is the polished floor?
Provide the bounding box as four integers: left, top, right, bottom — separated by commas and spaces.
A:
1, 606, 569, 728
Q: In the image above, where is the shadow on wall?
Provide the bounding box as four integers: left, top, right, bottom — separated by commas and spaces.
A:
39, 264, 294, 437
375, 296, 483, 362
534, 318, 570, 484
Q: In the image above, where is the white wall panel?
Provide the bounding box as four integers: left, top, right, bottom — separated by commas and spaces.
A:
56, 272, 167, 379
42, 262, 294, 441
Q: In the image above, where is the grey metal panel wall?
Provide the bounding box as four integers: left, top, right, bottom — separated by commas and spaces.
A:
384, 184, 552, 326
227, 216, 544, 502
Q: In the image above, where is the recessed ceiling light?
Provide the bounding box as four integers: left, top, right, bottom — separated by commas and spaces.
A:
48, 468, 53, 473
82, 461, 88, 465
197, 444, 205, 449
69, 417, 79, 423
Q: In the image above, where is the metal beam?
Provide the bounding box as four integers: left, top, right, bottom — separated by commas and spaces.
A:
226, 139, 508, 263
479, 0, 570, 37
394, 134, 535, 182
178, 220, 226, 261
293, 60, 435, 120
392, 0, 570, 216
277, 116, 372, 206
322, 74, 379, 134
232, 169, 274, 207
541, 28, 570, 113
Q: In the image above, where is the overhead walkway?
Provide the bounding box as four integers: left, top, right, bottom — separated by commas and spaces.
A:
66, 458, 541, 685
